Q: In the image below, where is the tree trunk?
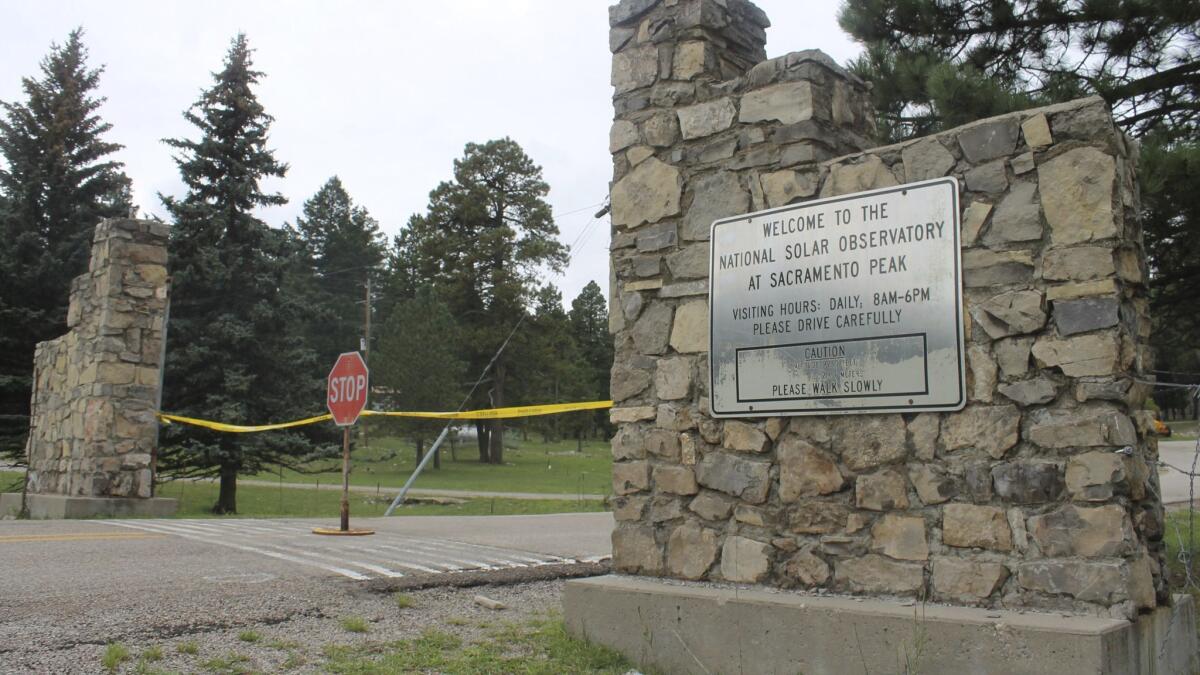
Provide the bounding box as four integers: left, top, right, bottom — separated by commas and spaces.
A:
433, 442, 441, 469
476, 420, 490, 463
489, 360, 506, 465
415, 437, 424, 464
213, 463, 237, 514
449, 436, 458, 462
577, 429, 583, 453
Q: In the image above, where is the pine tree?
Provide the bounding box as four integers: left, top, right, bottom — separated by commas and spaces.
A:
403, 138, 568, 464
0, 29, 132, 460
840, 0, 1200, 143
159, 34, 323, 514
839, 0, 1200, 379
291, 176, 387, 367
373, 289, 465, 467
569, 281, 614, 442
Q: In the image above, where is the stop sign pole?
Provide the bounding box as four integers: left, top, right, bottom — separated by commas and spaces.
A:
317, 351, 372, 535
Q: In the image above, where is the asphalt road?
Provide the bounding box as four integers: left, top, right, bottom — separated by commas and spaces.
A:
0, 512, 613, 668
1158, 438, 1200, 507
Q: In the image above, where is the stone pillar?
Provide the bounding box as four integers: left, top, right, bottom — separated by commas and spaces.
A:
1, 218, 177, 519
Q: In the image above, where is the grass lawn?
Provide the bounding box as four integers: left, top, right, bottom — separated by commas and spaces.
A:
252, 432, 614, 497
161, 479, 607, 519
319, 615, 636, 674
1, 470, 606, 519
1169, 420, 1198, 441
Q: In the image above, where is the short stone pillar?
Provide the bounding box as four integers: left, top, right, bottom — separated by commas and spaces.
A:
1, 218, 177, 519
566, 1, 1196, 672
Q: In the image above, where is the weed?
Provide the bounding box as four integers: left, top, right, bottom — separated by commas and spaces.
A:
394, 592, 415, 609
200, 652, 251, 674
140, 645, 164, 662
340, 616, 370, 633
237, 630, 261, 643
445, 616, 469, 626
102, 643, 131, 672
177, 641, 199, 655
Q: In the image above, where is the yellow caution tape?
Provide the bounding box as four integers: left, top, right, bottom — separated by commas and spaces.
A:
156, 400, 614, 433
157, 412, 333, 433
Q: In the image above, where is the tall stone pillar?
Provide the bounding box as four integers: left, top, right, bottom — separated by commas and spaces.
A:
1, 218, 177, 519
566, 1, 1197, 673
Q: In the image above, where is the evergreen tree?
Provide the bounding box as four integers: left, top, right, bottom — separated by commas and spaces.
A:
839, 0, 1200, 143
0, 29, 132, 460
159, 34, 323, 514
522, 285, 584, 442
569, 280, 614, 441
839, 0, 1200, 379
373, 289, 465, 467
291, 176, 387, 367
403, 138, 568, 464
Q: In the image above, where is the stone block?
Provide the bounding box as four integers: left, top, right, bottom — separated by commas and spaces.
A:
983, 181, 1042, 244
1039, 147, 1117, 245
1066, 451, 1127, 501
1053, 296, 1120, 336
610, 157, 681, 228
739, 81, 814, 125
778, 435, 844, 500
689, 490, 735, 521
784, 549, 830, 586
654, 356, 692, 400
667, 521, 719, 580
612, 44, 658, 94
788, 502, 850, 534
1017, 560, 1126, 604
654, 464, 699, 495
613, 460, 651, 495
610, 119, 639, 153
1022, 113, 1053, 148
902, 138, 956, 181
941, 405, 1021, 459
696, 452, 770, 503
998, 375, 1058, 405
943, 504, 1012, 551
1025, 406, 1136, 448
682, 171, 749, 241
669, 298, 708, 353
1042, 246, 1115, 281
678, 97, 737, 139
630, 301, 673, 355
836, 554, 925, 595
869, 514, 928, 561
1031, 333, 1120, 377
721, 536, 773, 583
856, 469, 910, 511
722, 420, 767, 453
958, 118, 1019, 163
832, 414, 907, 471
965, 160, 1009, 194
1028, 504, 1134, 557
909, 464, 957, 505
612, 524, 663, 574
991, 461, 1064, 504
932, 557, 1009, 603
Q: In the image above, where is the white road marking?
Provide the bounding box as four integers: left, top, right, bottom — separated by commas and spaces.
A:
103, 519, 582, 581
109, 521, 369, 580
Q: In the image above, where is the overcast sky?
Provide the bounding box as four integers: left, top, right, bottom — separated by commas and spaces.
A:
1, 1, 861, 307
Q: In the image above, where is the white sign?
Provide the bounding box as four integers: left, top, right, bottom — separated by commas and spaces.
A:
708, 177, 965, 417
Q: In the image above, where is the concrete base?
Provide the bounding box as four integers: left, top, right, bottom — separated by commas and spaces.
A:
564, 575, 1198, 675
0, 493, 178, 519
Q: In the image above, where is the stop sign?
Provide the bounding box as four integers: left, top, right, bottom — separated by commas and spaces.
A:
327, 351, 369, 426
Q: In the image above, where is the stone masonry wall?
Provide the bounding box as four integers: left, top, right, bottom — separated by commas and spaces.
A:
607, 0, 1164, 620
24, 218, 170, 499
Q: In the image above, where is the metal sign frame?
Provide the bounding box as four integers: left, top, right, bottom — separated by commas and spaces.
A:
707, 177, 965, 417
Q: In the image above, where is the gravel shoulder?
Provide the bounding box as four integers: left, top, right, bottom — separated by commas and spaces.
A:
0, 564, 609, 674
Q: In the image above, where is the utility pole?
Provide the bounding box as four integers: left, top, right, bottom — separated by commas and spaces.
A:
362, 275, 372, 447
